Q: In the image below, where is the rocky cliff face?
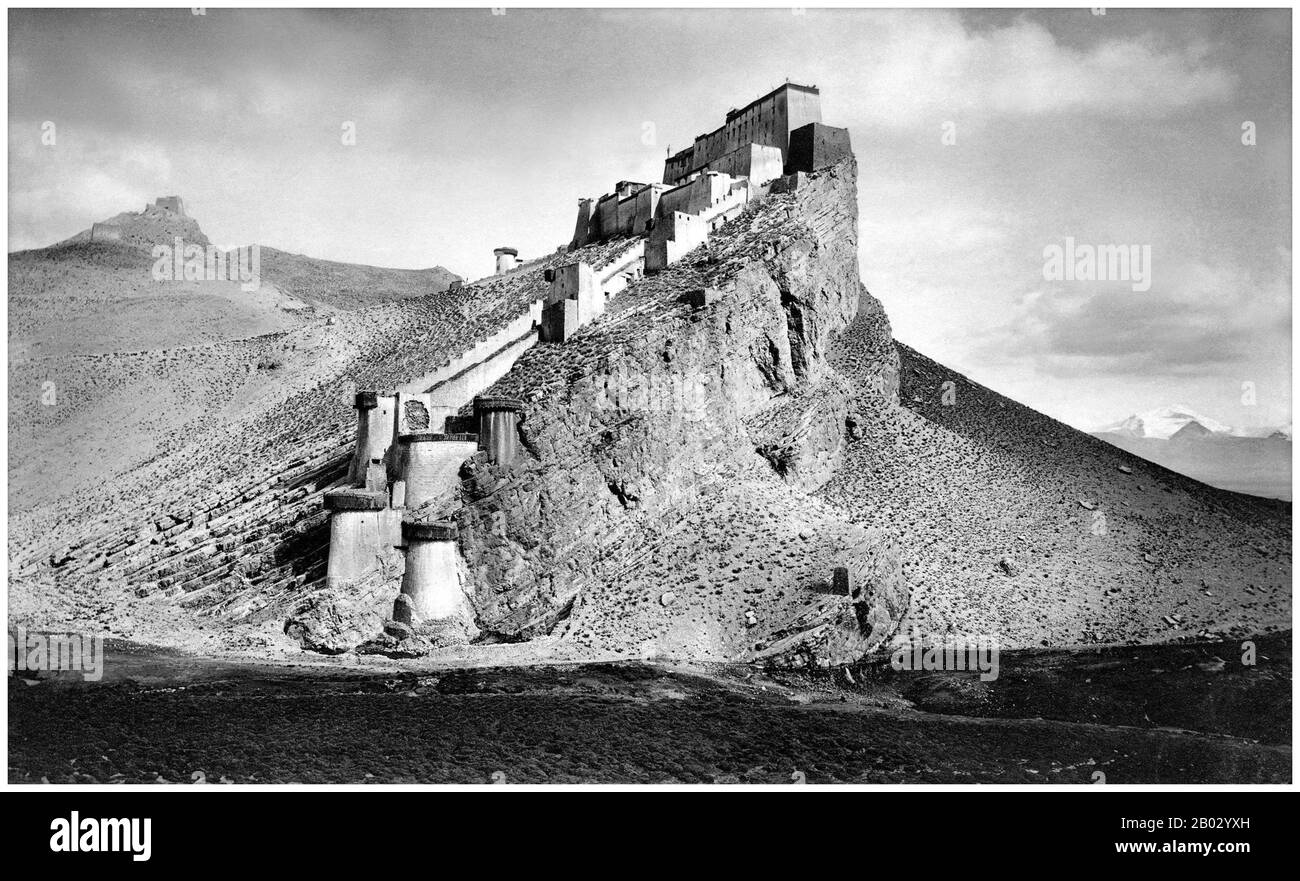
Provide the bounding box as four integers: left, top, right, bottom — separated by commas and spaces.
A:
434, 159, 909, 662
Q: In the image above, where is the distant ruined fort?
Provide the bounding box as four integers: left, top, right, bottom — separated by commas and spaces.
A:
322, 82, 853, 649
89, 195, 189, 244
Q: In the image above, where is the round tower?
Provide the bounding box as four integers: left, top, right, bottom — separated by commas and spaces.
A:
493, 246, 518, 274
395, 520, 462, 624
474, 396, 524, 466
322, 489, 399, 590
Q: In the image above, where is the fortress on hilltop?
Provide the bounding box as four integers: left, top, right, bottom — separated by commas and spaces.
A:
571, 82, 851, 250
318, 82, 855, 649
35, 84, 867, 660
87, 195, 201, 244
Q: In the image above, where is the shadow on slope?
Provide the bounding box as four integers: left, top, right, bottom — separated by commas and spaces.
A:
817, 333, 1291, 649
1095, 432, 1291, 502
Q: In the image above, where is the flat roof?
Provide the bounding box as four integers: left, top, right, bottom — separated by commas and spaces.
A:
666, 82, 819, 164
725, 81, 818, 123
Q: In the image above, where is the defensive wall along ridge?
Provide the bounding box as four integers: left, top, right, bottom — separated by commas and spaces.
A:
318, 81, 854, 652
11, 83, 854, 657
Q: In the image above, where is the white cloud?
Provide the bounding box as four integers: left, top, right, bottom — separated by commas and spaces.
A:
824, 12, 1236, 130
976, 258, 1291, 378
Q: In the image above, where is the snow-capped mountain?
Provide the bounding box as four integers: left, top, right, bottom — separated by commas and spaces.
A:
1096, 405, 1234, 440
1093, 406, 1291, 499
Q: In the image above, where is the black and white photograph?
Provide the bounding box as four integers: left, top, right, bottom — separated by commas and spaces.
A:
2, 0, 1295, 834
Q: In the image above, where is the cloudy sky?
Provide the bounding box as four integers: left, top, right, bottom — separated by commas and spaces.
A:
8, 7, 1291, 432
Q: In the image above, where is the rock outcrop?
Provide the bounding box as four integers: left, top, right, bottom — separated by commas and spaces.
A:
427, 158, 907, 660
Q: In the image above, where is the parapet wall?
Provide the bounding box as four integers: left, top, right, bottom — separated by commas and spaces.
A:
595, 240, 646, 298
399, 300, 544, 409
90, 223, 123, 243
425, 329, 538, 421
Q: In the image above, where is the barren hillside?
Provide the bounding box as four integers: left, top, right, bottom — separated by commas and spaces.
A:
7, 207, 461, 509
818, 336, 1290, 648
7, 160, 1291, 666
258, 247, 460, 312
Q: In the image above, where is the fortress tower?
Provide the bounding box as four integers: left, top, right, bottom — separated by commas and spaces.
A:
571, 82, 850, 251
663, 82, 823, 185
322, 489, 401, 590
390, 520, 476, 643
348, 391, 396, 490
153, 195, 186, 216
494, 247, 518, 274
474, 396, 525, 466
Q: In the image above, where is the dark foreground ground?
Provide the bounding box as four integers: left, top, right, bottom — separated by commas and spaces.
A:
9, 634, 1290, 784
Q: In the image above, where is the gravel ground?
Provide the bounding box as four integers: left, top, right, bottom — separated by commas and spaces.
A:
10, 634, 1289, 785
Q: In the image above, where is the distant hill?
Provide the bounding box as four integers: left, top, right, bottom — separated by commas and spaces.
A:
1170, 420, 1214, 441
8, 204, 461, 356
1097, 404, 1233, 439
1091, 404, 1291, 500
257, 247, 460, 312
7, 200, 465, 509
820, 334, 1291, 650
8, 240, 306, 355
58, 203, 210, 250
1093, 431, 1291, 501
